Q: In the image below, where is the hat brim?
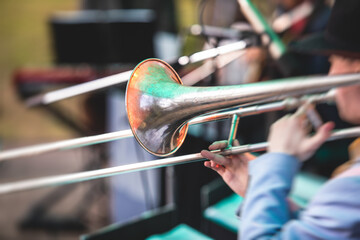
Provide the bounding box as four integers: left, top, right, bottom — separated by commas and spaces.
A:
289, 32, 360, 59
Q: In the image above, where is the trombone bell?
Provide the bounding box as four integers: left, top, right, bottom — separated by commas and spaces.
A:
126, 58, 360, 157
126, 59, 189, 156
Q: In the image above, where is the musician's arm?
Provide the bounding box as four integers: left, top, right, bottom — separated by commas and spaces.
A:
240, 152, 300, 239
240, 152, 360, 239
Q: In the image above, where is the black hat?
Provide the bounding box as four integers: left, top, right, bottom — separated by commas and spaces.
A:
290, 0, 360, 58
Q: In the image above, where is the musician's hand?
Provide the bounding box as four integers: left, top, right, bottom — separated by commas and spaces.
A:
268, 106, 335, 161
201, 140, 256, 197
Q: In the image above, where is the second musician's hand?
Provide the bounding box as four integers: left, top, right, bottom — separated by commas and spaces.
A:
201, 140, 256, 197
268, 105, 335, 161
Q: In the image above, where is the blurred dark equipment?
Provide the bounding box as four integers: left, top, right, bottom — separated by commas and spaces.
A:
200, 178, 237, 240
189, 24, 261, 43
50, 9, 156, 65
11, 0, 339, 237
81, 204, 178, 240
81, 0, 178, 33
14, 8, 158, 234
81, 204, 214, 240
15, 9, 158, 133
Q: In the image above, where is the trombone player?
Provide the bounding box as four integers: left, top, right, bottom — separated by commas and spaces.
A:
201, 0, 360, 239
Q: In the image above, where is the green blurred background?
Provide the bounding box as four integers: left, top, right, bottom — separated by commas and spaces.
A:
0, 1, 78, 142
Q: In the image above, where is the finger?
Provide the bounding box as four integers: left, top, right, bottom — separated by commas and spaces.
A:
283, 113, 293, 118
210, 161, 219, 168
201, 150, 218, 161
233, 139, 240, 146
288, 111, 309, 132
303, 121, 335, 152
209, 140, 228, 150
269, 116, 289, 136
272, 114, 291, 128
244, 152, 257, 161
299, 117, 312, 134
204, 160, 218, 169
204, 161, 215, 169
294, 102, 310, 117
201, 150, 229, 166
203, 161, 225, 175
204, 161, 211, 168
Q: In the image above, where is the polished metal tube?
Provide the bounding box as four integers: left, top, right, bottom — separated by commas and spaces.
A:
126, 58, 355, 156
0, 130, 133, 161
0, 126, 359, 195
0, 91, 334, 161
188, 90, 335, 125
25, 70, 132, 107
25, 40, 248, 107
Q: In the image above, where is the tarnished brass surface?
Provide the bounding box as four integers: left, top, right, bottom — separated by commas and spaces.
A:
126, 58, 360, 156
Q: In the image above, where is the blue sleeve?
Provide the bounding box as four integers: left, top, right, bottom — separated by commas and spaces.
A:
239, 153, 360, 240
240, 152, 300, 239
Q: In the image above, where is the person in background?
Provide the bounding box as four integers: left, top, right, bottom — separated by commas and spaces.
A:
272, 0, 331, 43
201, 0, 360, 239
271, 0, 332, 76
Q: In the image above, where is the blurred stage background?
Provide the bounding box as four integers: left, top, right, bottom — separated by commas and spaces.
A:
0, 0, 351, 239
0, 1, 215, 239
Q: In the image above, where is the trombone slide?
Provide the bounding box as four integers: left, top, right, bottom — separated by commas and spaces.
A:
0, 127, 359, 195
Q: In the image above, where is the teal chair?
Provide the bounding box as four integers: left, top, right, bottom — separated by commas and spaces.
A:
290, 171, 327, 208
146, 224, 213, 240
201, 172, 328, 237
81, 204, 213, 240
201, 178, 238, 239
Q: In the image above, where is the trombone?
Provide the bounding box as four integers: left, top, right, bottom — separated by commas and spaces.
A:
126, 59, 360, 157
0, 127, 359, 195
1, 58, 360, 194
0, 90, 333, 161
